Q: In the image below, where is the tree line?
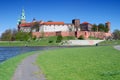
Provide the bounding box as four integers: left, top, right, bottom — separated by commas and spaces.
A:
1, 28, 120, 41
0, 29, 31, 41
0, 22, 40, 41
92, 23, 109, 32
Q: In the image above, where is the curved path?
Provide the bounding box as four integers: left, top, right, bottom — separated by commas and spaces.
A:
114, 45, 120, 50
12, 53, 46, 80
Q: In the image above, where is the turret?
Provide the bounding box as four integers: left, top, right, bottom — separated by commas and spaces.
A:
72, 19, 80, 31
105, 22, 110, 32
17, 9, 26, 31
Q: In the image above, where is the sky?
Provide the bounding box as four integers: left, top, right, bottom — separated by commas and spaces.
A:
0, 0, 120, 35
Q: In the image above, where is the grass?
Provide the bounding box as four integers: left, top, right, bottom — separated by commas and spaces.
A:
0, 36, 58, 46
88, 36, 101, 40
0, 36, 76, 46
37, 46, 120, 80
0, 51, 36, 80
99, 40, 120, 45
0, 41, 27, 46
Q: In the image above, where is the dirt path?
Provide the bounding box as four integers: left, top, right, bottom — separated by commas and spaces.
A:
114, 45, 120, 50
12, 53, 46, 80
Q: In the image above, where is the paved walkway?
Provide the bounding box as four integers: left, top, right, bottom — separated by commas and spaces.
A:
12, 53, 46, 80
114, 45, 120, 50
63, 40, 104, 45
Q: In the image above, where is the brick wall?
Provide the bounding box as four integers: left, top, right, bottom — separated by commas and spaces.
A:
32, 31, 112, 39
76, 31, 112, 39
61, 31, 75, 37
32, 31, 75, 38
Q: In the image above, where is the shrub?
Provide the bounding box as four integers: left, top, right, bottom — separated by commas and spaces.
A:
48, 40, 53, 43
32, 36, 37, 40
56, 35, 63, 43
78, 35, 84, 40
15, 31, 30, 41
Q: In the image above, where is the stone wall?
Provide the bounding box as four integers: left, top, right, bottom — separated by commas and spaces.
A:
76, 31, 112, 39
32, 31, 112, 39
61, 31, 75, 37
32, 32, 56, 38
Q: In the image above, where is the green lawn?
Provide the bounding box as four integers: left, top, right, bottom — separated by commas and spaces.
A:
37, 46, 120, 80
0, 36, 76, 46
99, 40, 120, 45
0, 39, 58, 47
0, 51, 35, 80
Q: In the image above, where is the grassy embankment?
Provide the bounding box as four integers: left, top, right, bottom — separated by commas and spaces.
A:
0, 51, 36, 80
0, 36, 76, 46
99, 40, 120, 45
37, 46, 120, 80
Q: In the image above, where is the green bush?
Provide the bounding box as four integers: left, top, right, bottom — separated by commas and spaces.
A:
32, 36, 37, 40
48, 40, 53, 43
78, 35, 84, 40
15, 31, 30, 41
56, 35, 63, 43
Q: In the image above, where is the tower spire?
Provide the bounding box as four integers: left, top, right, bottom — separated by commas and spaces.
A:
20, 8, 26, 23
21, 8, 26, 20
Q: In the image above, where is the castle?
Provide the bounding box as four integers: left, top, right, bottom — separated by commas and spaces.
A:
17, 9, 111, 39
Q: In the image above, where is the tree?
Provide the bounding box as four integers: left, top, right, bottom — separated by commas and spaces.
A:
113, 29, 120, 40
98, 23, 105, 32
11, 29, 18, 41
15, 31, 30, 41
0, 29, 31, 41
1, 29, 13, 41
92, 24, 98, 31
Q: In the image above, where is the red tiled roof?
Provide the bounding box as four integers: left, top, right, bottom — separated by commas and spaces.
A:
19, 23, 32, 27
19, 22, 65, 27
82, 22, 89, 24
43, 22, 64, 25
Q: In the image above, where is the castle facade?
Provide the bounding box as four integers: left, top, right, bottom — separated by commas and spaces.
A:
17, 9, 111, 39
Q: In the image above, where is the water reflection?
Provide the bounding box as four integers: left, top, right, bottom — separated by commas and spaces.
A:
0, 46, 60, 63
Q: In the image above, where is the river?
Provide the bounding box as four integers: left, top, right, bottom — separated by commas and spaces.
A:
0, 46, 67, 63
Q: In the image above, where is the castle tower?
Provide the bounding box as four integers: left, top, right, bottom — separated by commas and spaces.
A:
17, 9, 26, 31
20, 9, 26, 23
105, 22, 110, 32
72, 19, 80, 31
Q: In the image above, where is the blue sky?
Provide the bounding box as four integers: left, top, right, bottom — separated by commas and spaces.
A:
0, 0, 120, 35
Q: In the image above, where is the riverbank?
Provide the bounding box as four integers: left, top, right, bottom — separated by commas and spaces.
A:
0, 46, 120, 80
0, 40, 120, 47
0, 51, 35, 80
0, 41, 58, 47
0, 36, 75, 46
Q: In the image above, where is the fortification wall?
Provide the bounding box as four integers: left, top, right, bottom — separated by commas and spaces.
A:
76, 31, 112, 39
32, 31, 112, 39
